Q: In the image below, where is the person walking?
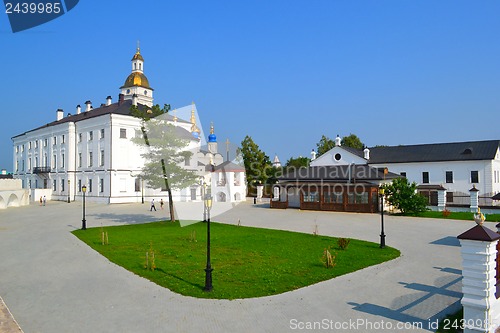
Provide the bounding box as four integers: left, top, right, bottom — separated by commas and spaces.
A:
43, 196, 46, 206
39, 196, 42, 206
160, 198, 164, 210
150, 199, 156, 211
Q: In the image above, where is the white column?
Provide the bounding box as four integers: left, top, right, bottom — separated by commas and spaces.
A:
470, 187, 479, 212
437, 188, 446, 211
459, 226, 500, 333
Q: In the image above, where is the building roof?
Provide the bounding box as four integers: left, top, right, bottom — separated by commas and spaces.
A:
278, 165, 400, 182
12, 99, 190, 139
367, 140, 500, 164
211, 161, 246, 173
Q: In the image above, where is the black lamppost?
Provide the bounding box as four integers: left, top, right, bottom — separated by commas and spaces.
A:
379, 187, 385, 248
82, 185, 87, 230
141, 177, 144, 204
204, 194, 213, 291
67, 179, 71, 203
202, 182, 207, 222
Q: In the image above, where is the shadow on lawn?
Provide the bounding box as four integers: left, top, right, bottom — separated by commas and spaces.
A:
155, 268, 204, 290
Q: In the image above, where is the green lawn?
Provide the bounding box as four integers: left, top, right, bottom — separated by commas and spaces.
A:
414, 211, 500, 222
72, 221, 400, 299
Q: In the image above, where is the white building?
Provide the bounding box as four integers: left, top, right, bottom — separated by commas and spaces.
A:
11, 47, 246, 204
311, 136, 500, 207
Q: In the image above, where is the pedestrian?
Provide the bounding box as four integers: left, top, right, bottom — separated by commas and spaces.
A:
160, 198, 164, 210
39, 196, 42, 206
43, 195, 46, 206
150, 199, 156, 211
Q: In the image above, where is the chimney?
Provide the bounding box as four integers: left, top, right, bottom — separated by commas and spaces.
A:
56, 108, 64, 121
335, 134, 341, 146
118, 93, 124, 106
363, 147, 370, 160
132, 93, 138, 106
106, 95, 112, 106
311, 149, 317, 161
76, 105, 81, 114
85, 100, 92, 112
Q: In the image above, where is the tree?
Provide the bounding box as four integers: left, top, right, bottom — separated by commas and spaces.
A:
285, 156, 310, 172
240, 135, 273, 186
131, 104, 198, 222
381, 177, 428, 215
341, 133, 364, 150
316, 135, 335, 157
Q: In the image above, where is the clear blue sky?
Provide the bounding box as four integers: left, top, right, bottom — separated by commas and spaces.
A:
1, 1, 499, 171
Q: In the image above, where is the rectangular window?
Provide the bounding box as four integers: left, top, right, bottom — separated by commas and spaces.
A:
100, 150, 104, 166
78, 179, 82, 192
61, 179, 65, 192
16, 160, 18, 172
22, 160, 24, 171
446, 192, 454, 203
28, 158, 31, 170
53, 155, 56, 169
53, 179, 56, 191
422, 172, 429, 184
135, 178, 140, 192
445, 171, 453, 183
89, 131, 93, 141
400, 172, 407, 177
471, 171, 479, 183
29, 142, 32, 150
44, 138, 48, 147
53, 136, 57, 145
303, 192, 319, 202
120, 128, 127, 138
62, 135, 65, 144
21, 145, 24, 152
100, 128, 105, 139
78, 153, 82, 167
100, 178, 104, 193
89, 152, 93, 167
35, 141, 38, 149
89, 179, 93, 192
78, 133, 82, 143
324, 191, 343, 204
61, 153, 65, 168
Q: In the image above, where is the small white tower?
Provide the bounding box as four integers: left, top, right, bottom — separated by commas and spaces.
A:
311, 149, 317, 161
272, 154, 281, 168
335, 134, 342, 146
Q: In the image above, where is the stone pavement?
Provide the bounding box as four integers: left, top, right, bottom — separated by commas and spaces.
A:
0, 200, 479, 332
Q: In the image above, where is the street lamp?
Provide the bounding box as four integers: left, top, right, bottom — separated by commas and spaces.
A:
67, 179, 70, 203
202, 182, 207, 222
379, 187, 385, 248
82, 185, 87, 230
204, 194, 213, 291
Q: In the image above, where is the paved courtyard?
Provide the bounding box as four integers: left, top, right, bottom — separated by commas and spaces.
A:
0, 200, 481, 332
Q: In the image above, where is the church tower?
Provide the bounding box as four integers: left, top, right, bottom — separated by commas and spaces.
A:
208, 122, 217, 154
120, 43, 154, 107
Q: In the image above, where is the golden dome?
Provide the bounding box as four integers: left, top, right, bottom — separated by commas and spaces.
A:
121, 72, 150, 89
131, 51, 144, 61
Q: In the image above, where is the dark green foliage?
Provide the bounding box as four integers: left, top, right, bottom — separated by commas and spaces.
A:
285, 156, 310, 172
341, 133, 364, 150
382, 177, 429, 215
240, 135, 275, 185
73, 222, 400, 299
316, 135, 335, 157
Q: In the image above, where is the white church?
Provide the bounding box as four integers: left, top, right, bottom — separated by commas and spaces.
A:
11, 47, 246, 204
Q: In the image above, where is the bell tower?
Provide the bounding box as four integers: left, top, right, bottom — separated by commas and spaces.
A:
120, 42, 154, 107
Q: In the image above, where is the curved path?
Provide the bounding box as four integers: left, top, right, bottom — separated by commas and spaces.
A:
0, 201, 476, 332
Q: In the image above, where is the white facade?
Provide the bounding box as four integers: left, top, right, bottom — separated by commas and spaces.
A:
310, 136, 500, 207
11, 48, 246, 204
